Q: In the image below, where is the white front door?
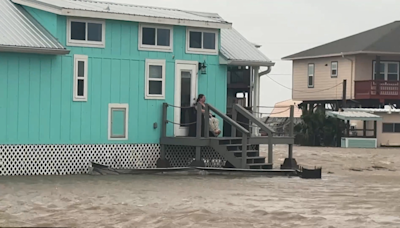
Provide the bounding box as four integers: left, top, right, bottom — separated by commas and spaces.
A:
174, 61, 198, 136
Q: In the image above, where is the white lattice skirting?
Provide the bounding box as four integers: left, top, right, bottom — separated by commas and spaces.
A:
0, 144, 161, 176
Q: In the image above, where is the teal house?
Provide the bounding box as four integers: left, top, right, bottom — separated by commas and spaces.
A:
0, 0, 278, 175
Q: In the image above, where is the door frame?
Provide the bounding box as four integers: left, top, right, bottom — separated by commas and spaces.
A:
174, 60, 199, 137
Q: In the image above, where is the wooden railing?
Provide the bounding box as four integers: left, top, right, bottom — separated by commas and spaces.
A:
355, 80, 400, 100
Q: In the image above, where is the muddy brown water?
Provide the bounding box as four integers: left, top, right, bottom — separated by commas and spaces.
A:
1, 145, 400, 228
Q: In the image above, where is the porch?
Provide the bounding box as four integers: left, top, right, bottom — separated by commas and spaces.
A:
157, 102, 297, 170
355, 80, 400, 100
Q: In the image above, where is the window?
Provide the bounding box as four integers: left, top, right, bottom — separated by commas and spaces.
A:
186, 28, 218, 55
138, 24, 173, 52
331, 61, 338, 77
108, 104, 129, 140
373, 61, 399, 81
67, 18, 105, 47
308, 63, 314, 88
382, 123, 400, 133
73, 55, 88, 101
145, 59, 166, 99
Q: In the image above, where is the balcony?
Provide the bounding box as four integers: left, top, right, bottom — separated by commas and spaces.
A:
355, 80, 400, 100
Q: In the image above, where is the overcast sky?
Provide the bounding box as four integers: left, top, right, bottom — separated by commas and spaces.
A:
101, 0, 399, 110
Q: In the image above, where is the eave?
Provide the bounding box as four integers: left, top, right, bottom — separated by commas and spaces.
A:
0, 45, 70, 55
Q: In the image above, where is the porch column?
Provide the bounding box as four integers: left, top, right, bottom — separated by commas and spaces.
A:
375, 56, 381, 95
252, 66, 260, 136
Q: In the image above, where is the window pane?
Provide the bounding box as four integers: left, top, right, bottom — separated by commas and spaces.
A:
395, 123, 400, 133
149, 81, 162, 95
142, 27, 156, 45
180, 71, 191, 126
388, 74, 398, 81
388, 63, 398, 73
189, 31, 202, 48
149, 65, 162, 79
77, 79, 84, 96
331, 62, 338, 69
308, 64, 314, 76
332, 69, 337, 76
157, 28, 170, 46
203, 32, 215, 49
308, 76, 313, 86
71, 21, 86, 40
87, 23, 102, 42
111, 108, 126, 138
78, 61, 85, 77
383, 123, 394, 133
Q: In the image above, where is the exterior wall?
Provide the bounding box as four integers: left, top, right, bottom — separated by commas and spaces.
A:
0, 8, 227, 145
355, 54, 400, 81
292, 56, 355, 101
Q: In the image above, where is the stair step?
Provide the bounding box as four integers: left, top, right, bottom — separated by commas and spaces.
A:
225, 144, 254, 151
245, 157, 266, 164
231, 150, 259, 157
248, 163, 273, 170
219, 139, 243, 145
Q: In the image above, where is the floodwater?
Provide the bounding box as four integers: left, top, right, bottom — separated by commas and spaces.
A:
1, 145, 400, 228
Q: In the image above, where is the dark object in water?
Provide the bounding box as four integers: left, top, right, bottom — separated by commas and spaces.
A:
90, 162, 193, 175
297, 166, 322, 179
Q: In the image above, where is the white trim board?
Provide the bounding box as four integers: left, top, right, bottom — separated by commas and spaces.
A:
12, 0, 232, 29
186, 27, 219, 55
73, 54, 88, 101
145, 59, 166, 100
67, 17, 106, 48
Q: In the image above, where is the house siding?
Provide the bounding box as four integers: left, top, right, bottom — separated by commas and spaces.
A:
0, 8, 227, 145
292, 57, 354, 101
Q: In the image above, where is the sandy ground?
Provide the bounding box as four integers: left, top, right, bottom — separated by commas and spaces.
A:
0, 145, 399, 228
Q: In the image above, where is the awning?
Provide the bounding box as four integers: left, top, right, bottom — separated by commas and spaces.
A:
326, 111, 383, 121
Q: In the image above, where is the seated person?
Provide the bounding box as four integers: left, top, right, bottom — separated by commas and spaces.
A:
194, 94, 221, 136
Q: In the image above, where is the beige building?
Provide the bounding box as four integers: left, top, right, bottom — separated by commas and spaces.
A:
282, 21, 400, 109
345, 107, 400, 147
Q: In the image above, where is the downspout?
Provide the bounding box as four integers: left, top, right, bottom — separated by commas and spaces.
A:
259, 66, 272, 77
341, 52, 354, 101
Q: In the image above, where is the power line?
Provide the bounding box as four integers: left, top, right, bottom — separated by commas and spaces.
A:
266, 74, 343, 94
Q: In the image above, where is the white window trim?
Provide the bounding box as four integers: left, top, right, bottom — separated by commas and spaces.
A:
145, 59, 166, 100
373, 61, 399, 81
73, 54, 88, 102
108, 103, 129, 140
331, 61, 338, 77
186, 28, 218, 55
138, 23, 173, 52
308, 63, 315, 88
67, 17, 106, 48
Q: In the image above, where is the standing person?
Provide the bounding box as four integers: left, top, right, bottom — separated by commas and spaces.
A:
195, 94, 221, 136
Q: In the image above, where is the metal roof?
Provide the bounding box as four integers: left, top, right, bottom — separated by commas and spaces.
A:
221, 28, 273, 66
282, 21, 400, 60
0, 0, 68, 54
12, 0, 232, 29
326, 111, 383, 121
344, 107, 400, 113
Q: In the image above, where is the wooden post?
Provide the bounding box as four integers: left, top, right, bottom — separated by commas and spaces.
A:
342, 79, 347, 109
231, 107, 237, 137
373, 121, 377, 138
363, 121, 367, 137
268, 133, 273, 164
346, 120, 350, 137
376, 56, 381, 96
241, 135, 248, 168
288, 105, 294, 160
204, 104, 210, 138
195, 103, 202, 163
160, 103, 168, 160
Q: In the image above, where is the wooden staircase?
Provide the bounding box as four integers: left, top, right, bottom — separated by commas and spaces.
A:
210, 138, 273, 169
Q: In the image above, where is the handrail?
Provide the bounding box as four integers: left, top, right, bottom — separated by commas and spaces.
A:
207, 104, 250, 136
233, 104, 275, 135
